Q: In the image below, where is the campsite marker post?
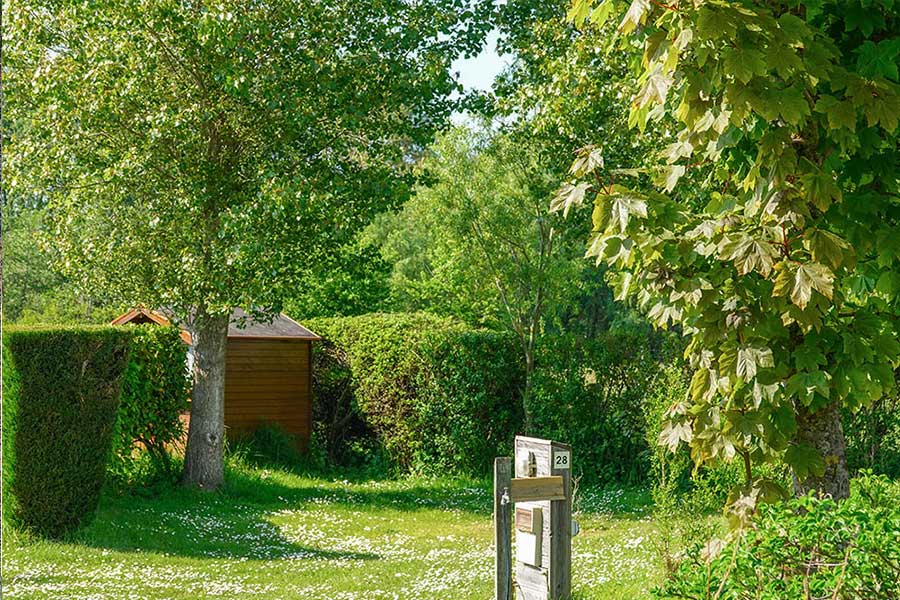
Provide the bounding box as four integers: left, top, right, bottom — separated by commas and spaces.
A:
494, 436, 573, 600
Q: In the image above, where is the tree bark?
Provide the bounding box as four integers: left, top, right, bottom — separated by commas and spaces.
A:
792, 402, 850, 500
181, 311, 229, 490
522, 345, 535, 434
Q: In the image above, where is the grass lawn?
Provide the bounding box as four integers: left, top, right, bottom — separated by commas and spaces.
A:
2, 462, 674, 599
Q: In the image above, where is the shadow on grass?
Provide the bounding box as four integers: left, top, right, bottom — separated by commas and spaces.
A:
219, 462, 493, 515
76, 489, 381, 561
73, 464, 490, 560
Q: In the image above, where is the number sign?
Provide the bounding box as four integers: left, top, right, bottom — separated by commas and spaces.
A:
553, 450, 570, 470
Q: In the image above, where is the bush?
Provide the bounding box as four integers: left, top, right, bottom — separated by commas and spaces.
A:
2, 326, 130, 537
235, 423, 304, 467
655, 473, 900, 600
412, 329, 524, 475
111, 324, 190, 479
529, 332, 671, 486
308, 313, 522, 476
844, 392, 900, 479
308, 313, 462, 471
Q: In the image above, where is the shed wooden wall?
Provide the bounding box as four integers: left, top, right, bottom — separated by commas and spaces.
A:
224, 338, 312, 448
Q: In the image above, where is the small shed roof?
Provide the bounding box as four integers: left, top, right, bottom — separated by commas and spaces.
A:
111, 306, 321, 342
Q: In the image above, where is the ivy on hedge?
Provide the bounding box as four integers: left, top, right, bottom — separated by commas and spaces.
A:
112, 324, 191, 477
2, 326, 130, 537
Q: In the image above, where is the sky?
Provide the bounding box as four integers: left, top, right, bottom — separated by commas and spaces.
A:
451, 30, 510, 93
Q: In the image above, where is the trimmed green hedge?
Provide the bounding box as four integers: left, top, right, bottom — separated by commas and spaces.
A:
112, 324, 190, 477
308, 313, 674, 482
308, 313, 522, 475
2, 326, 130, 537
413, 329, 524, 475
530, 332, 671, 486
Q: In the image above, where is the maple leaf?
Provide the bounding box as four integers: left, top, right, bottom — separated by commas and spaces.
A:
609, 192, 648, 232
792, 262, 834, 309
737, 345, 774, 380
551, 181, 590, 217
618, 0, 651, 35
635, 64, 674, 108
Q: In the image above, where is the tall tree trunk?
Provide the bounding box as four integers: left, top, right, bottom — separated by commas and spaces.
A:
792, 402, 850, 500
181, 311, 229, 490
523, 346, 535, 434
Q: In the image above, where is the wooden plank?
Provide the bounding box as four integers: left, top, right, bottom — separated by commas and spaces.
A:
494, 457, 512, 600
226, 358, 307, 366
226, 411, 308, 420
515, 563, 549, 600
549, 440, 573, 600
226, 353, 307, 361
225, 405, 308, 414
225, 391, 307, 400
225, 411, 308, 420
225, 383, 304, 392
509, 476, 564, 503
516, 507, 543, 534
225, 366, 308, 373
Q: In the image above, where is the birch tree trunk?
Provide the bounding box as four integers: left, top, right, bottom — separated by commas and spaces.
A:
181, 311, 230, 490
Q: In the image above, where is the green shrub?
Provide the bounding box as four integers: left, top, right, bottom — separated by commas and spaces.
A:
644, 364, 693, 499
111, 324, 190, 479
844, 392, 900, 479
529, 332, 670, 486
412, 329, 524, 475
2, 326, 130, 537
655, 473, 900, 600
308, 313, 463, 471
238, 423, 304, 466
308, 313, 522, 476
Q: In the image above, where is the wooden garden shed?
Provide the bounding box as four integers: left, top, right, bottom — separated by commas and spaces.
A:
111, 307, 320, 448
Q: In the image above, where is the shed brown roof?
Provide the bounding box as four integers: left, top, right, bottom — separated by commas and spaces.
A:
111, 306, 321, 342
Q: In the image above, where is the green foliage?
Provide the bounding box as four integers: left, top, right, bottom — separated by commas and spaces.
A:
308, 313, 465, 471
4, 0, 489, 334
644, 364, 694, 494
364, 126, 583, 331
307, 313, 523, 476
283, 244, 392, 320
310, 312, 689, 482
111, 325, 190, 479
530, 332, 668, 485
1, 208, 122, 326
4, 0, 490, 487
412, 330, 525, 475
494, 0, 655, 172
235, 424, 305, 469
844, 392, 900, 478
563, 0, 900, 501
1, 327, 130, 537
655, 473, 900, 600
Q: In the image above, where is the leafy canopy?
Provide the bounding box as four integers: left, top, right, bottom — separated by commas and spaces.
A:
364, 126, 582, 336
561, 0, 900, 502
3, 0, 489, 320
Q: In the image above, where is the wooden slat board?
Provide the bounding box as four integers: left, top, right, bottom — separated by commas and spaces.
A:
548, 439, 573, 600
223, 338, 311, 445
509, 477, 564, 503
494, 457, 512, 600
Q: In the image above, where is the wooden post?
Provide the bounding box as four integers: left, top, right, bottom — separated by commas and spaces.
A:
494, 457, 512, 600
549, 440, 572, 600
513, 436, 573, 600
